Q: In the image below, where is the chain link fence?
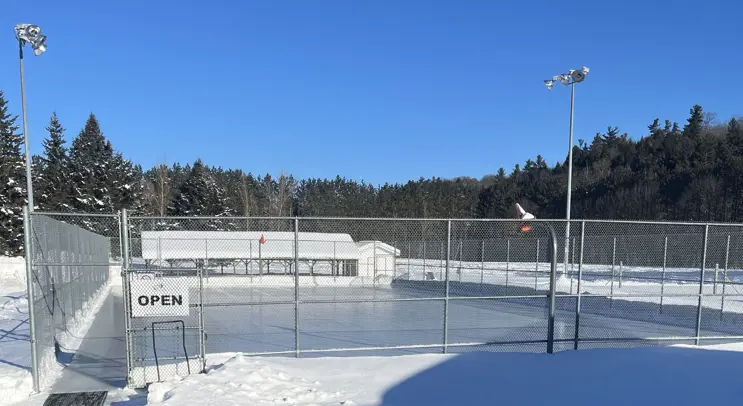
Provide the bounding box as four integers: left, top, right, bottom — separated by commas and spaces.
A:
23, 211, 743, 390
24, 209, 119, 392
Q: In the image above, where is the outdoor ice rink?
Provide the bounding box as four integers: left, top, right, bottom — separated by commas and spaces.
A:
51, 260, 743, 393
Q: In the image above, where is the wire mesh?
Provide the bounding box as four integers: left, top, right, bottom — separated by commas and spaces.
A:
27, 212, 117, 389
28, 214, 740, 389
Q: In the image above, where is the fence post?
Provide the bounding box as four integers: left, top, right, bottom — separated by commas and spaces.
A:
570, 237, 576, 294
695, 224, 709, 346
546, 224, 558, 354
294, 218, 300, 357
440, 241, 444, 281
619, 261, 623, 289
373, 241, 377, 286
714, 263, 719, 294
458, 240, 463, 283
407, 241, 411, 279
121, 209, 135, 382
443, 220, 451, 354
610, 237, 616, 307
200, 238, 207, 370
423, 240, 426, 276
722, 235, 730, 317
661, 236, 667, 313
23, 206, 40, 393
480, 240, 485, 285
506, 239, 510, 288
573, 221, 585, 350
535, 239, 540, 291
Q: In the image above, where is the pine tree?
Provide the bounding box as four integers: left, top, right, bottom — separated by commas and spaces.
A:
69, 113, 114, 214
110, 152, 144, 212
169, 160, 232, 218
37, 112, 71, 212
0, 90, 26, 256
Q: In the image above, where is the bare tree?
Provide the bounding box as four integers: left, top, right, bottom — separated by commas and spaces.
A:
277, 171, 296, 217
152, 163, 170, 216
238, 175, 255, 229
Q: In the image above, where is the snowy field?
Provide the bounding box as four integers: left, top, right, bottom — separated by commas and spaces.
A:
393, 259, 743, 314
142, 343, 743, 405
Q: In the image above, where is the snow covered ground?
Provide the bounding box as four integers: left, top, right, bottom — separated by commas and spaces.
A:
145, 343, 743, 405
0, 257, 116, 405
396, 259, 743, 314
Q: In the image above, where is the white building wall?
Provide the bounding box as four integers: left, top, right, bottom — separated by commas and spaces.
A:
356, 241, 400, 279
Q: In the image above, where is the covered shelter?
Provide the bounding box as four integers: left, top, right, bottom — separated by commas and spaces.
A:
140, 231, 363, 276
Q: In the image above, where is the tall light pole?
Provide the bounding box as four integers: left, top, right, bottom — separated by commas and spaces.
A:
14, 24, 48, 212
544, 66, 589, 275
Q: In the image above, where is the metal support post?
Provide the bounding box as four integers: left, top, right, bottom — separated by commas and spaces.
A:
506, 239, 510, 288
458, 240, 463, 283
610, 237, 616, 307
480, 240, 485, 285
294, 218, 300, 357
199, 239, 206, 370
573, 221, 585, 350
722, 235, 730, 316
440, 242, 444, 281
661, 236, 667, 313
695, 224, 709, 346
619, 261, 623, 289
423, 240, 426, 276
714, 263, 719, 294
121, 209, 134, 383
535, 239, 540, 291
546, 223, 558, 354
407, 241, 411, 279
570, 237, 576, 294
23, 206, 39, 393
373, 241, 377, 286
443, 221, 451, 353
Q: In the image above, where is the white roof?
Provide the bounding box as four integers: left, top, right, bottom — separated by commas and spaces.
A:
141, 231, 360, 260
356, 241, 401, 256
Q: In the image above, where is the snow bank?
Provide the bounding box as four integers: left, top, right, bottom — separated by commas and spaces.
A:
148, 343, 743, 406
0, 257, 26, 288
0, 256, 119, 405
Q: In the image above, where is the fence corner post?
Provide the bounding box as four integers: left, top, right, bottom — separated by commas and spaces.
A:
23, 205, 39, 393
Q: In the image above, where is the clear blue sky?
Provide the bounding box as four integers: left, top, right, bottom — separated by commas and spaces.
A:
2, 0, 741, 186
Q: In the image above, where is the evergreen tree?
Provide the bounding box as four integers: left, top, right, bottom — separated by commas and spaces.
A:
0, 90, 26, 255
69, 113, 114, 214
36, 112, 71, 212
110, 152, 144, 212
169, 160, 232, 219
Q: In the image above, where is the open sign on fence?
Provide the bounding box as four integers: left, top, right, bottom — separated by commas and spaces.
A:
130, 277, 189, 317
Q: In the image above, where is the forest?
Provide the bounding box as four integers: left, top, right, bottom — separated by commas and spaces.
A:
1, 88, 741, 255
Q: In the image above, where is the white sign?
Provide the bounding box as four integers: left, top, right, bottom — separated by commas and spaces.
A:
130, 277, 189, 317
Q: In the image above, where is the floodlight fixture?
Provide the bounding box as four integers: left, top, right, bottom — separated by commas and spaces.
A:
15, 24, 47, 56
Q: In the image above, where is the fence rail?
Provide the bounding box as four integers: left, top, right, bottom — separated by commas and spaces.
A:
22, 210, 743, 390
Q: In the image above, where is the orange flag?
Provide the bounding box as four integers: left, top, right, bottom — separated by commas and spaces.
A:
259, 234, 265, 244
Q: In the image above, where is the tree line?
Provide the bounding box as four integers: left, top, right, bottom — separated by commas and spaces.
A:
0, 88, 741, 255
